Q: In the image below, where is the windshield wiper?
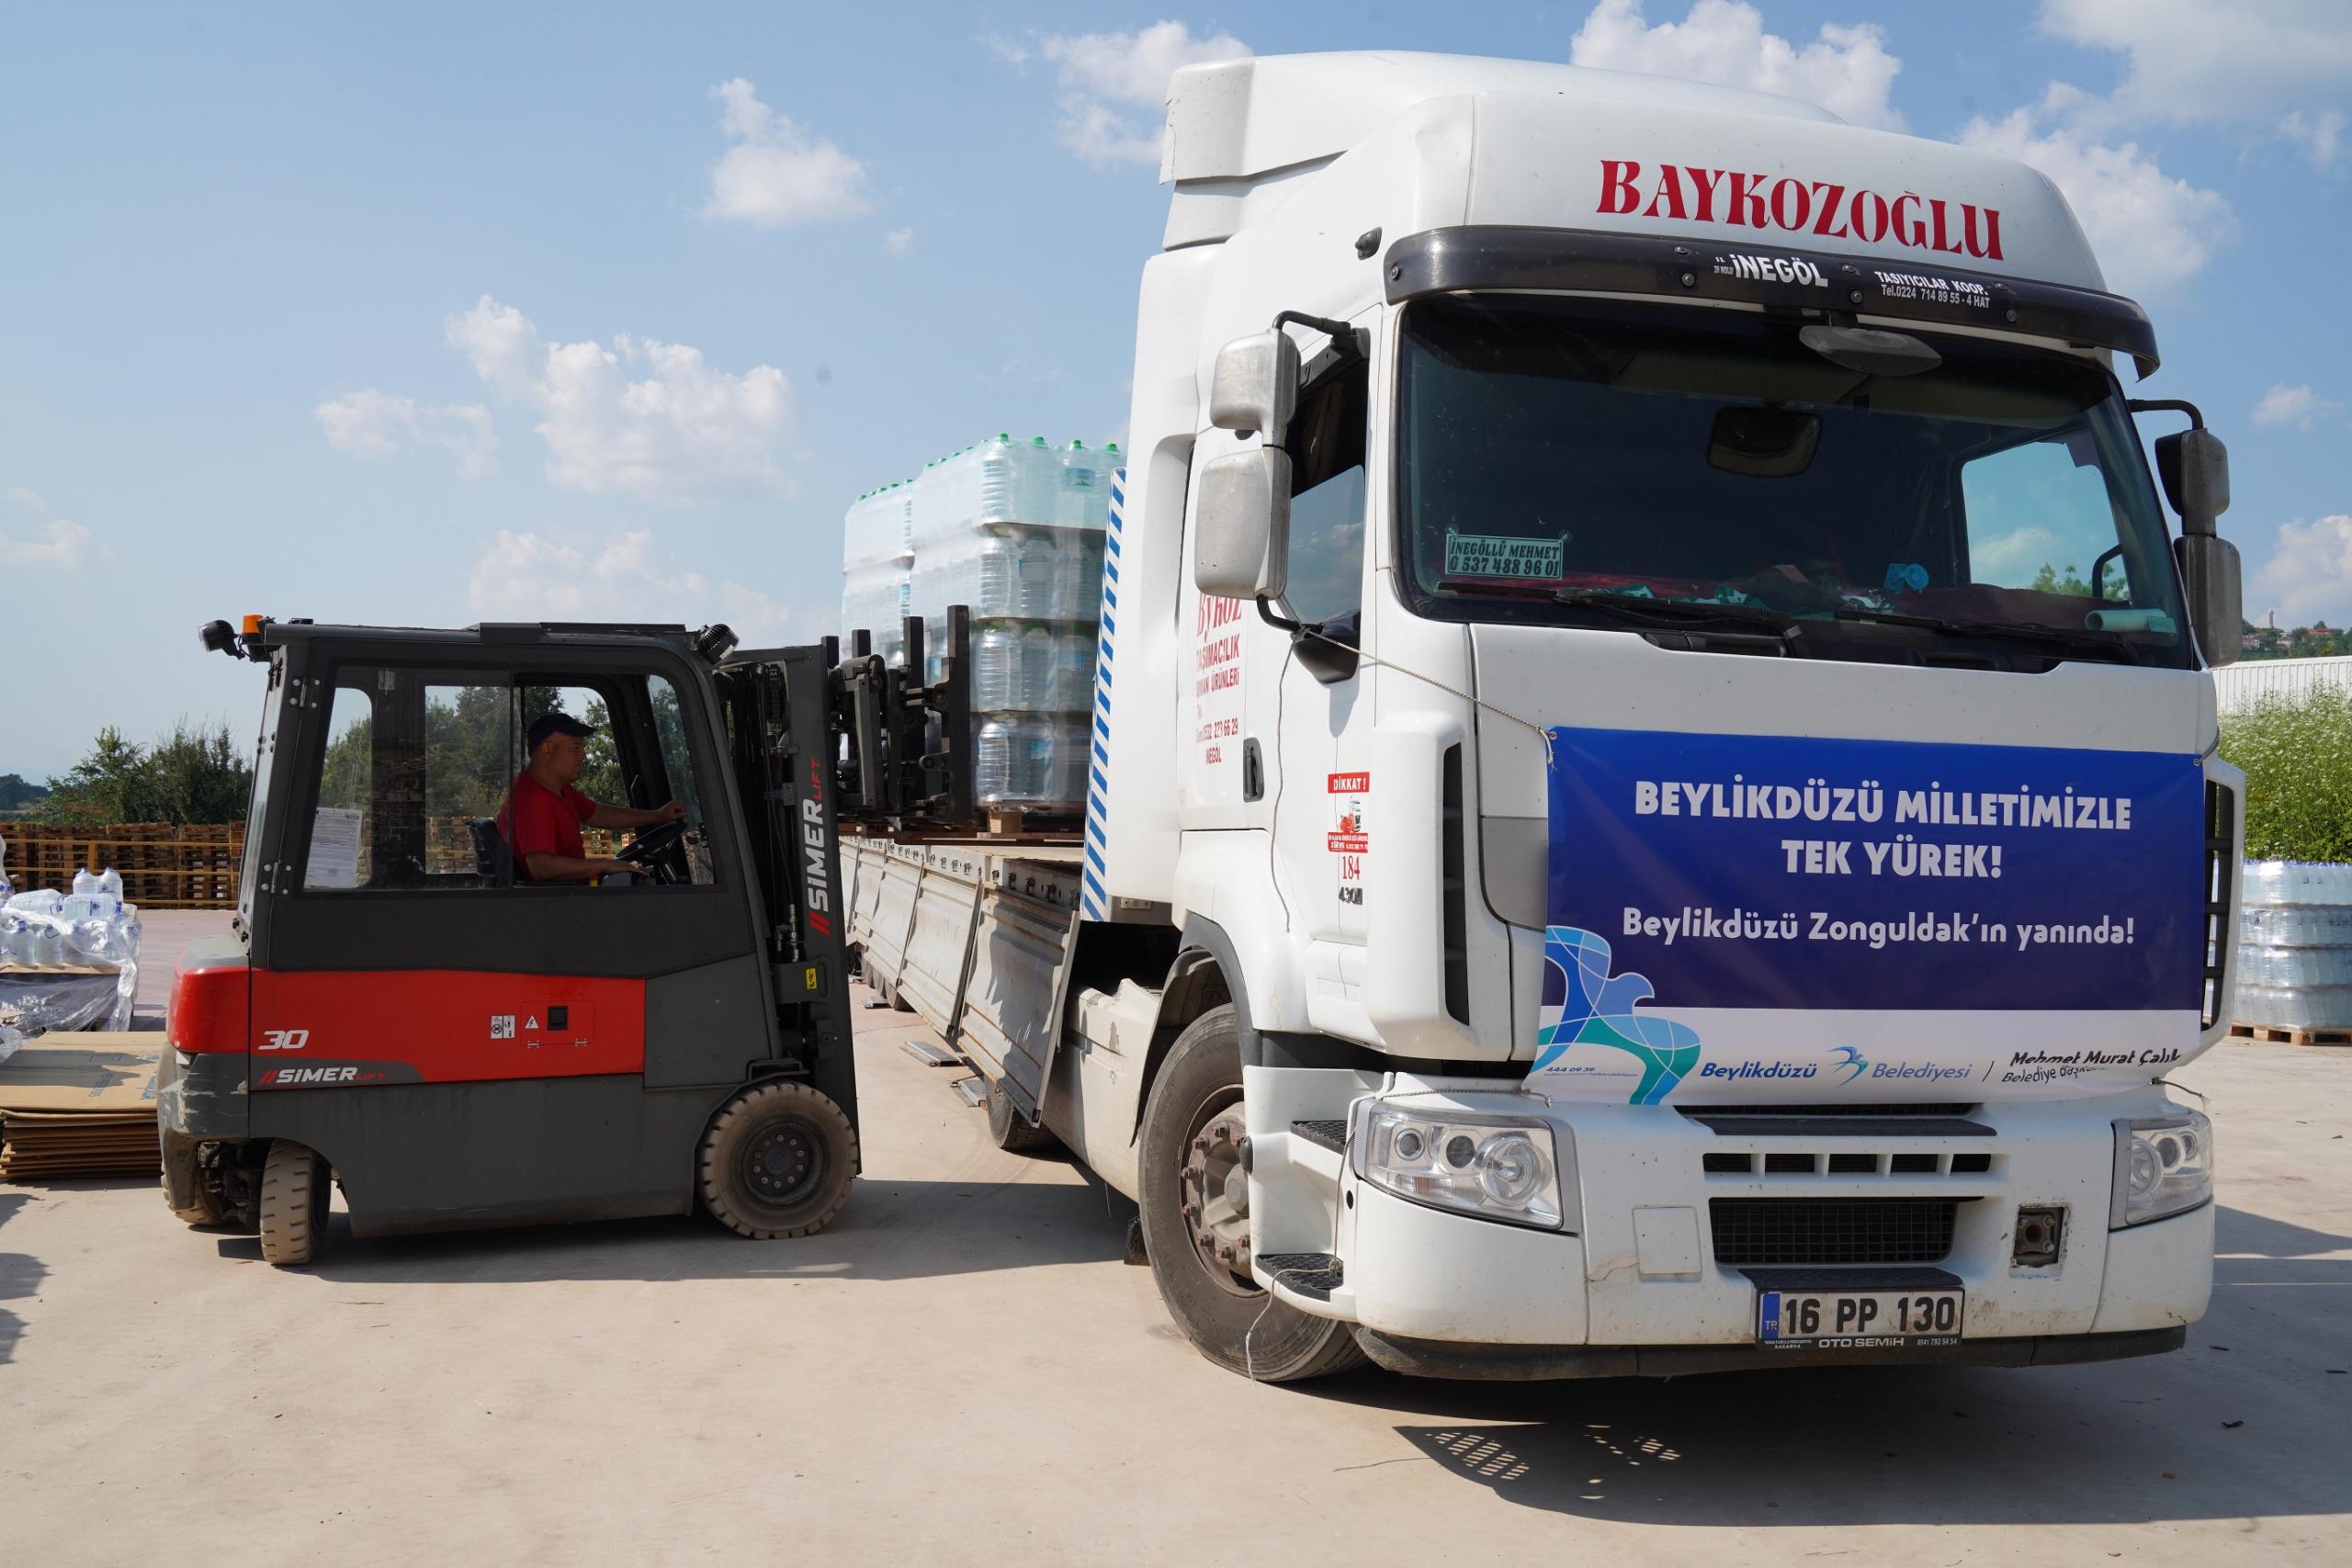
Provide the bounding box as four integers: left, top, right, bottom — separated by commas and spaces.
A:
1834, 607, 2142, 664
1555, 589, 1806, 648
1435, 575, 1561, 601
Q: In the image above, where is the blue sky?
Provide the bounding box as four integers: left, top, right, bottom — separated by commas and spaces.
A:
4, 1, 2347, 779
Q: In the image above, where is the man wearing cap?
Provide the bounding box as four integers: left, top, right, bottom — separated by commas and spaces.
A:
498, 711, 687, 885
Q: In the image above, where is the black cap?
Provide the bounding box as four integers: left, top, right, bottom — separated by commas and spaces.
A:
527, 711, 595, 754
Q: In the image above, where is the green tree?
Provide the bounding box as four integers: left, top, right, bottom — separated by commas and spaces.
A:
36, 720, 252, 826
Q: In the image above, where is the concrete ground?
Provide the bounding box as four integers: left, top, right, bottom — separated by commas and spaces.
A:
1, 912, 2346, 1564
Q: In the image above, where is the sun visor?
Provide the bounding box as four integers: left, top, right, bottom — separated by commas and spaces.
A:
1385, 227, 2159, 378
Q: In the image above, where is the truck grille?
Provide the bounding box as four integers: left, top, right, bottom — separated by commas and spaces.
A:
1709, 1197, 1961, 1266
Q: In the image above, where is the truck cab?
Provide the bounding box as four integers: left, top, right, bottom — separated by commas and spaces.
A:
950, 52, 2243, 1379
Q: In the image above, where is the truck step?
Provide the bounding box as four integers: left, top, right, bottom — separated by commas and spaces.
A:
1260, 1252, 1344, 1301
950, 1076, 989, 1109
899, 1037, 967, 1068
1291, 1119, 1348, 1154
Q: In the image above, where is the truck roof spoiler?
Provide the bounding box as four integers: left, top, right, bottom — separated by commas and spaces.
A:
1384, 226, 2160, 378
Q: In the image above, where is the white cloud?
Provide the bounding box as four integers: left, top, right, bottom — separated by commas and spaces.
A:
445, 295, 795, 502
314, 389, 497, 479
883, 227, 914, 256
2278, 107, 2346, 171
2252, 383, 2338, 431
467, 528, 811, 645
1956, 101, 2234, 300
2039, 0, 2352, 159
1971, 525, 2067, 584
702, 78, 871, 227
2252, 514, 2352, 626
1569, 0, 1905, 130
1, 487, 106, 570
1034, 21, 1251, 168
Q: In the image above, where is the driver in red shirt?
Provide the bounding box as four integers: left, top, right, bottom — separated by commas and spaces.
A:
498, 712, 686, 884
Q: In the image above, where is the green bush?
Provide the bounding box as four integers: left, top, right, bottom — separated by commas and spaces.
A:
2218, 685, 2352, 863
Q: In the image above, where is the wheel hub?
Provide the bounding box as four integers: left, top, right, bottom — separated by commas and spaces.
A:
743, 1121, 821, 1208
1179, 1109, 1254, 1296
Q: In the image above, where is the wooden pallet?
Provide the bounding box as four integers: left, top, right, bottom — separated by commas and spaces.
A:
981, 807, 1082, 840
2227, 1021, 2352, 1047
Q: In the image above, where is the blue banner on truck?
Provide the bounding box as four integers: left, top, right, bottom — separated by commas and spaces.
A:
1532, 727, 2208, 1104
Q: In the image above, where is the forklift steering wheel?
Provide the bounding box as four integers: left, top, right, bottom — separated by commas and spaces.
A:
618, 817, 689, 880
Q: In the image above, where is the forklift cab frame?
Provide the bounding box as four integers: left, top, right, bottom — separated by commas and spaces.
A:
160, 618, 860, 1258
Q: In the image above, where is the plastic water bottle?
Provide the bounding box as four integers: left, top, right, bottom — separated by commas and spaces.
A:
1017, 624, 1057, 708
1052, 630, 1097, 710
975, 718, 1017, 806
1014, 531, 1064, 618
1059, 532, 1103, 619
1023, 436, 1057, 524
1059, 441, 1102, 531
974, 624, 1023, 710
978, 434, 1025, 526
98, 868, 120, 898
0, 915, 29, 967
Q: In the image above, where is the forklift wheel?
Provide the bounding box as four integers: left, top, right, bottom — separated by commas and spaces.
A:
257, 1141, 331, 1268
699, 1082, 857, 1239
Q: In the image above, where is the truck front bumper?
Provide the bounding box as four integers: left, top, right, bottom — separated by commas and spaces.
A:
1250, 1077, 2212, 1372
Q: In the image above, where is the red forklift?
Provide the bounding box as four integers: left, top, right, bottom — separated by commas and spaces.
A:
159, 612, 968, 1265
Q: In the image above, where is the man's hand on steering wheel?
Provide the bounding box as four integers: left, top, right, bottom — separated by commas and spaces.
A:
616, 816, 691, 883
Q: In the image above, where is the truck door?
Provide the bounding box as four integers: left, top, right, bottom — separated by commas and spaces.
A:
243, 637, 772, 1227
1265, 341, 1377, 1032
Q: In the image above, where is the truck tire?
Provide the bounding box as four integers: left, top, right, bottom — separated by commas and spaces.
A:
256, 1141, 330, 1268
1137, 1005, 1368, 1382
986, 1076, 1060, 1154
699, 1080, 857, 1239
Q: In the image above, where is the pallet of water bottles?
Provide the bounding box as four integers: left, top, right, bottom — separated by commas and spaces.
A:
2229, 860, 2352, 1046
842, 433, 1119, 817
0, 869, 141, 975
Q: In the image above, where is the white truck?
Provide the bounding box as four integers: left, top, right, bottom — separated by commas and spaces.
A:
846, 51, 2245, 1382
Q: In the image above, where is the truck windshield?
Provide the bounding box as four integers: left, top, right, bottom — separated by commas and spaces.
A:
1396, 295, 2190, 670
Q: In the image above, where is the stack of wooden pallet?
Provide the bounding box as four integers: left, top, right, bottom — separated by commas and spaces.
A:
0, 1032, 162, 1179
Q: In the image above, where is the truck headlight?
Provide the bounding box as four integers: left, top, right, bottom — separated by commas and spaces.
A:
1352, 1101, 1566, 1230
2110, 1111, 2213, 1227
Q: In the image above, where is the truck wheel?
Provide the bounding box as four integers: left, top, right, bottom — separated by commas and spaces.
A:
986, 1076, 1060, 1155
256, 1141, 330, 1268
699, 1080, 857, 1238
1137, 1005, 1368, 1382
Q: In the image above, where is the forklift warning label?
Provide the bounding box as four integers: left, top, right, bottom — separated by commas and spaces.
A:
1531, 727, 2208, 1104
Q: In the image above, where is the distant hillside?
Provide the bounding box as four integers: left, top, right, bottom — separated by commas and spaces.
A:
0, 773, 52, 817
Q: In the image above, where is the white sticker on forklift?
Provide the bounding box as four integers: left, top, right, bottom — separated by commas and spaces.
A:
491, 1014, 515, 1040
1443, 529, 1564, 580
306, 807, 362, 889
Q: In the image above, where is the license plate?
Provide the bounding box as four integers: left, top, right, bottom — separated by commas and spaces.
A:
1758, 1287, 1962, 1348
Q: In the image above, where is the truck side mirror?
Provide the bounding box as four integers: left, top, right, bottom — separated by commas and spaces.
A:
2175, 532, 2243, 668
1193, 446, 1293, 601
1207, 330, 1299, 441
2156, 428, 2239, 667
2154, 427, 2231, 532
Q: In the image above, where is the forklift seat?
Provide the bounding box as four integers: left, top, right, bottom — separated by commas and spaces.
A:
469, 817, 513, 883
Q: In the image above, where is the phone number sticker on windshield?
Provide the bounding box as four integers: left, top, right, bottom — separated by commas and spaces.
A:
1444, 528, 1565, 580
